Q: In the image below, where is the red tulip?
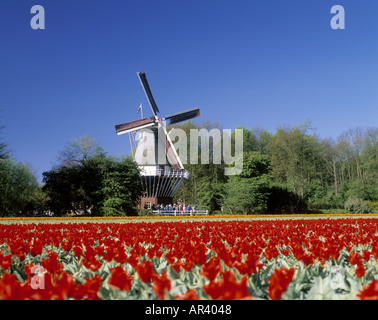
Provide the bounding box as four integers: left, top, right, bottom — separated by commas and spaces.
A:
152, 270, 171, 299
136, 260, 155, 283
108, 266, 133, 291
268, 267, 295, 300
200, 256, 221, 281
357, 280, 378, 300
203, 270, 251, 300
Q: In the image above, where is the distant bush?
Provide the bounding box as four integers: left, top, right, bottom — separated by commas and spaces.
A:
368, 201, 378, 212
138, 209, 154, 216
344, 198, 372, 214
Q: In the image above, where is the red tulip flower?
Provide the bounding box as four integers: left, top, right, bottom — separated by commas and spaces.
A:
357, 280, 378, 300
268, 267, 296, 300
152, 270, 171, 299
108, 266, 133, 291
136, 260, 155, 283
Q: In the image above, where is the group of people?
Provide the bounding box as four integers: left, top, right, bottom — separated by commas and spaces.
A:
151, 203, 196, 212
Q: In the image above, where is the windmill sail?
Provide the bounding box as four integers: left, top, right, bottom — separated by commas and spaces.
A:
137, 72, 160, 116
158, 125, 184, 170
165, 107, 201, 125
115, 116, 155, 135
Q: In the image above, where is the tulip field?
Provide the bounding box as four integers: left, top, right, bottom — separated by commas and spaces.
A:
0, 216, 378, 300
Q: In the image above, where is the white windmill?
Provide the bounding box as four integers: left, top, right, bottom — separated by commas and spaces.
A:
115, 72, 201, 209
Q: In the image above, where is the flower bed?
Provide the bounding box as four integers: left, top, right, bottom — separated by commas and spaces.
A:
0, 218, 377, 300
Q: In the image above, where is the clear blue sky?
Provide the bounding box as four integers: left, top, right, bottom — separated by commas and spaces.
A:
1, 0, 378, 183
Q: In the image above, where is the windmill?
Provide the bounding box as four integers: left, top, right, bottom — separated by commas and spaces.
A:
115, 72, 201, 209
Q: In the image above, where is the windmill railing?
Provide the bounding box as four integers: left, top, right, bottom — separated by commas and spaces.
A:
152, 210, 209, 216
140, 168, 189, 179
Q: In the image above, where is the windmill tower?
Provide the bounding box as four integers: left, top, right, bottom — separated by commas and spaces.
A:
115, 72, 201, 209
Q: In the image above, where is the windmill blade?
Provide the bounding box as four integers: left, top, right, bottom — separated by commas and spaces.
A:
158, 125, 184, 170
165, 107, 201, 125
137, 72, 160, 116
115, 116, 155, 135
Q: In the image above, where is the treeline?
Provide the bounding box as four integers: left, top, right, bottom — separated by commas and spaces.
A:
1, 116, 377, 216
0, 134, 143, 217
173, 121, 378, 214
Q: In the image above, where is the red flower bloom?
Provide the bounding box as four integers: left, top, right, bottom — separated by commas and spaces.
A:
0, 273, 31, 300
200, 256, 221, 281
175, 288, 199, 300
72, 274, 103, 300
152, 270, 171, 299
349, 251, 362, 265
136, 260, 155, 283
0, 253, 12, 271
170, 262, 181, 273
82, 257, 102, 272
126, 253, 139, 267
108, 266, 133, 291
362, 250, 372, 262
268, 267, 295, 300
355, 262, 366, 278
203, 270, 251, 300
30, 243, 43, 256
245, 253, 264, 274
357, 280, 378, 300
41, 251, 63, 275
53, 272, 77, 300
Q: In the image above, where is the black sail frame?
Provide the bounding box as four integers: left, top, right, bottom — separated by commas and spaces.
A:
137, 72, 160, 116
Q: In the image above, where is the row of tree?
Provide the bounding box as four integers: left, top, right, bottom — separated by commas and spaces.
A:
42, 139, 143, 216
172, 121, 378, 214
0, 132, 143, 217
1, 115, 377, 216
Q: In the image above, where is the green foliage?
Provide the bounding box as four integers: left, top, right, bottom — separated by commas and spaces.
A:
138, 209, 154, 216
56, 134, 105, 167
196, 181, 224, 213
221, 151, 272, 214
367, 201, 378, 212
42, 155, 143, 216
24, 187, 50, 214
344, 198, 372, 214
0, 111, 10, 160
0, 159, 39, 216
99, 156, 143, 216
170, 121, 377, 214
3, 119, 378, 216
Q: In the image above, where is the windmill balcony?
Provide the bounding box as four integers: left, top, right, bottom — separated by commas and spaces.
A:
139, 166, 189, 179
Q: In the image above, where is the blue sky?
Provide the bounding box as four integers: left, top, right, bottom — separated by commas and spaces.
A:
1, 0, 378, 183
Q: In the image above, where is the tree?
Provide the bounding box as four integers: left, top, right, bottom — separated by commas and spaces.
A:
361, 128, 378, 186
268, 121, 324, 198
221, 151, 272, 214
252, 127, 273, 155
42, 155, 143, 216
99, 156, 143, 216
0, 111, 10, 160
196, 181, 224, 212
172, 120, 227, 208
320, 138, 341, 196
0, 159, 39, 216
56, 134, 105, 167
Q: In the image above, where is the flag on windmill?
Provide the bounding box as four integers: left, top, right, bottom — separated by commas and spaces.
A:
137, 103, 143, 118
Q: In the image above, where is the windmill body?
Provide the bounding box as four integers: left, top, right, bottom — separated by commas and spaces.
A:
115, 72, 201, 209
